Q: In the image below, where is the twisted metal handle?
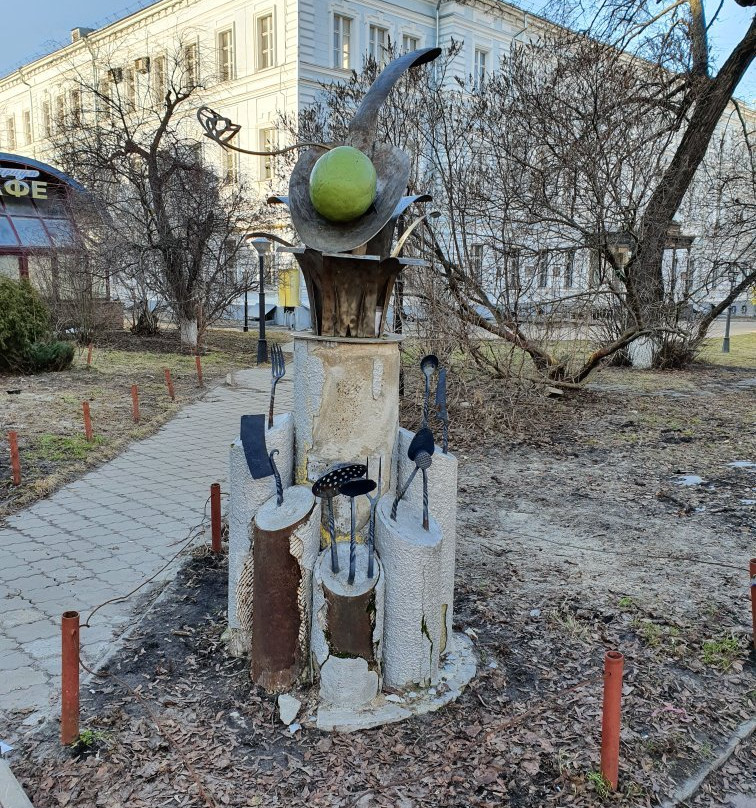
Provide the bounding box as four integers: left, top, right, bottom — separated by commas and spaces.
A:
269, 450, 283, 506
327, 496, 339, 574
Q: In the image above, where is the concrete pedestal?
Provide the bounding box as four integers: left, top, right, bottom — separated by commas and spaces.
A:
248, 486, 320, 692
375, 495, 443, 689
394, 427, 458, 652
293, 334, 400, 536
311, 543, 384, 708
227, 413, 293, 656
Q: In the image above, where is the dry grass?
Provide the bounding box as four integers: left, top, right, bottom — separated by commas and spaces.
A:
698, 332, 756, 368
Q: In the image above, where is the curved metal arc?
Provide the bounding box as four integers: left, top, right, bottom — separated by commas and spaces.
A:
347, 47, 442, 150
391, 211, 441, 258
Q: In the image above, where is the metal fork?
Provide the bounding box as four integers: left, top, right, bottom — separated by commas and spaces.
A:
268, 343, 286, 429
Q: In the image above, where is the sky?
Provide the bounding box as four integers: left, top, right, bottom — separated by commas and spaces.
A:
1, 0, 754, 102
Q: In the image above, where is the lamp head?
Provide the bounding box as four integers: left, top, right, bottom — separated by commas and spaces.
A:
249, 236, 270, 256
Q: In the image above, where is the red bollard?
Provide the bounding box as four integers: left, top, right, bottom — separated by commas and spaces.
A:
86, 343, 93, 366
601, 650, 624, 790
164, 368, 175, 401
195, 354, 204, 388
8, 430, 21, 486
750, 558, 756, 651
61, 611, 80, 745
210, 482, 222, 553
131, 384, 140, 423
82, 401, 93, 442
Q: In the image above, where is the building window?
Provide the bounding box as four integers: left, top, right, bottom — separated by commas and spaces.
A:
474, 48, 487, 88
5, 116, 16, 150
97, 79, 112, 120
222, 148, 238, 183
217, 29, 235, 81
42, 100, 52, 138
470, 244, 483, 282
564, 249, 575, 288
257, 14, 274, 69
505, 248, 521, 292
152, 55, 166, 104
402, 34, 419, 53
259, 127, 276, 181
183, 42, 199, 87
69, 89, 82, 124
124, 68, 136, 111
333, 15, 351, 69
537, 252, 548, 288
54, 95, 65, 132
369, 25, 389, 66
22, 111, 32, 145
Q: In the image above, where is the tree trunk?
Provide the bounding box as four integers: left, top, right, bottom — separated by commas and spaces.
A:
179, 317, 198, 350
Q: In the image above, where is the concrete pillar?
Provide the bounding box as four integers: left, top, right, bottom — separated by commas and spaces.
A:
375, 494, 443, 689
394, 427, 458, 653
311, 543, 385, 708
293, 334, 400, 536
248, 485, 320, 692
227, 413, 294, 656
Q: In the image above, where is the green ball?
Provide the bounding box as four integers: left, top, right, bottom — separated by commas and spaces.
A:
309, 146, 377, 223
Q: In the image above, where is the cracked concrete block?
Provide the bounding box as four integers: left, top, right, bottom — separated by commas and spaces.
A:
248, 486, 320, 692
394, 427, 458, 653
292, 335, 399, 536
375, 494, 443, 689
311, 543, 384, 708
227, 412, 294, 655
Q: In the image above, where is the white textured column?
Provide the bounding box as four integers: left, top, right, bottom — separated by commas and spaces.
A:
375, 494, 443, 689
292, 334, 400, 535
393, 427, 458, 653
227, 412, 294, 656
311, 543, 385, 708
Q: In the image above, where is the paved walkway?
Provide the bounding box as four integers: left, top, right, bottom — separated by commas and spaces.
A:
0, 368, 291, 737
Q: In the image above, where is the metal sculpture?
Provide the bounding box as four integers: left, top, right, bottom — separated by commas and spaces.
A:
312, 464, 367, 573
269, 449, 284, 506
268, 343, 286, 429
339, 478, 377, 585
391, 427, 435, 529
240, 414, 275, 479
420, 354, 439, 429
199, 48, 442, 338
435, 367, 449, 454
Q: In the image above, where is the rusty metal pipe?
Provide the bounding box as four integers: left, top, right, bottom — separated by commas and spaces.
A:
210, 482, 222, 553
8, 430, 21, 486
82, 401, 93, 442
600, 650, 624, 790
130, 384, 140, 423
61, 611, 80, 745
750, 558, 756, 651
164, 368, 175, 401
195, 354, 204, 388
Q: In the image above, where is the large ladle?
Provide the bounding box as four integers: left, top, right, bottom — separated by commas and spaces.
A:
420, 354, 439, 429
391, 427, 435, 530
339, 478, 377, 585
312, 464, 367, 574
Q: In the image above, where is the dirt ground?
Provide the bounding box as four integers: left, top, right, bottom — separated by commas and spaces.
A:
6, 347, 756, 808
0, 328, 284, 520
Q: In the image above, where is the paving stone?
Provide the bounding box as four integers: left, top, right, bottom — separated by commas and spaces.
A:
0, 667, 47, 696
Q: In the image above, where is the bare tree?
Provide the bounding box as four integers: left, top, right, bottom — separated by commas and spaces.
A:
49, 38, 259, 349
298, 25, 754, 383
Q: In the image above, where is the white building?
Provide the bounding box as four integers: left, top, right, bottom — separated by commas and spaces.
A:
0, 0, 752, 325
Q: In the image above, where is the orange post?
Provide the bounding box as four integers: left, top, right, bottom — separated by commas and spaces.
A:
210, 482, 222, 553
195, 354, 204, 388
61, 610, 80, 745
750, 558, 756, 651
82, 401, 93, 442
601, 650, 624, 790
8, 430, 21, 486
164, 368, 175, 401
131, 384, 140, 423
86, 344, 93, 366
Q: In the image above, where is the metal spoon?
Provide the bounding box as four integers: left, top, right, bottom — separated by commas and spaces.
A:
339, 478, 377, 585
420, 354, 439, 429
391, 427, 435, 528
364, 457, 382, 579
312, 463, 367, 574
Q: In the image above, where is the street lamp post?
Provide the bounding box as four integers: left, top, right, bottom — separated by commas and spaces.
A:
722, 269, 737, 354
250, 237, 270, 364
243, 278, 249, 333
